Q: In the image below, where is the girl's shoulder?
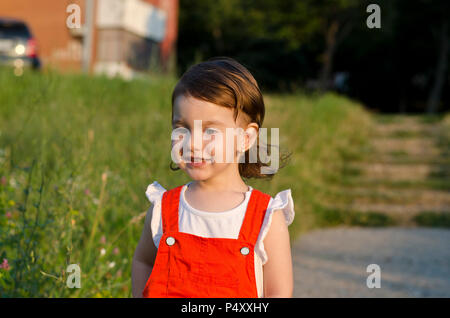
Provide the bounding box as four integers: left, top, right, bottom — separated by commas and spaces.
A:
256, 188, 295, 265
145, 180, 168, 205
265, 188, 295, 226
145, 180, 188, 205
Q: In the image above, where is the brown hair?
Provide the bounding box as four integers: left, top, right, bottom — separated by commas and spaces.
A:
170, 56, 291, 180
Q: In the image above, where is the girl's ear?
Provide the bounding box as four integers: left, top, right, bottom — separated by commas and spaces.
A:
244, 124, 259, 151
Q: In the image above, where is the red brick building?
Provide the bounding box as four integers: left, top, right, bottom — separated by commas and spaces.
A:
0, 0, 178, 76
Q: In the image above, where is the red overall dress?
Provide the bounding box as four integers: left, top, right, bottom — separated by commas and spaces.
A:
142, 184, 272, 298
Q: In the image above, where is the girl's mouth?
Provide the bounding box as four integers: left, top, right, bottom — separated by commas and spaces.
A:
186, 157, 213, 168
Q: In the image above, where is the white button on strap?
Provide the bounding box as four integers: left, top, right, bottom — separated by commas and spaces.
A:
240, 247, 250, 255
166, 236, 176, 246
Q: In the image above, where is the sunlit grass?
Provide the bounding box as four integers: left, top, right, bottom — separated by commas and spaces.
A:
0, 67, 374, 297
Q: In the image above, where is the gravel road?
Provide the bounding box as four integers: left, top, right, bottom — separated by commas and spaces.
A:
292, 226, 450, 297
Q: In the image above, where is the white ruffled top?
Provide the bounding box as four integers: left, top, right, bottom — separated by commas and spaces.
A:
145, 180, 295, 298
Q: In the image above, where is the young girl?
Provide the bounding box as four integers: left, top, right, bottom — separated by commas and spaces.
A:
132, 57, 295, 298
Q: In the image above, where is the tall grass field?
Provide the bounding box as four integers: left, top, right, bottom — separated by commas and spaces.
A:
0, 67, 373, 297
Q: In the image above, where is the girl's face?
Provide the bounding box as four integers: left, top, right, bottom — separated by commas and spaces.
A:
171, 94, 257, 181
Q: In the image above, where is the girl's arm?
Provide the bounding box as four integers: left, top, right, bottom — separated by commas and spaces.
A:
131, 204, 158, 298
262, 209, 294, 297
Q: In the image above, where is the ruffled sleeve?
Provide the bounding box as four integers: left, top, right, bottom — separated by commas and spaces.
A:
145, 181, 167, 248
255, 189, 295, 265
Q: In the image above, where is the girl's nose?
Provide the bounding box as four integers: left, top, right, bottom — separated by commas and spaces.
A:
190, 128, 204, 157
179, 127, 203, 159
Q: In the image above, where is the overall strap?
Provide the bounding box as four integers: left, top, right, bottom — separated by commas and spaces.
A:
238, 189, 272, 244
161, 184, 184, 233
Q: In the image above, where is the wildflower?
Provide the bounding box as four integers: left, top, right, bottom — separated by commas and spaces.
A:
84, 188, 91, 196
100, 235, 106, 244
5, 211, 12, 219
108, 261, 115, 269
100, 248, 106, 256
71, 219, 76, 226
9, 177, 17, 188
1, 258, 9, 270
113, 247, 119, 255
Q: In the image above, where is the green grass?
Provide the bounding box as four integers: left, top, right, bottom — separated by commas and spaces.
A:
313, 205, 397, 227
374, 114, 398, 124
388, 129, 434, 139
437, 113, 450, 151
387, 150, 410, 158
326, 176, 450, 191
0, 67, 375, 297
413, 212, 450, 228
420, 114, 444, 124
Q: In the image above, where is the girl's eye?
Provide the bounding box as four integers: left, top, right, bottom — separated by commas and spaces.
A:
205, 128, 219, 135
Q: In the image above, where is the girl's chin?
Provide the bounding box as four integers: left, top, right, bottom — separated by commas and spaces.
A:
185, 169, 212, 180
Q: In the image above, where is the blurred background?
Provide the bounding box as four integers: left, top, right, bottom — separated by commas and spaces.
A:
1, 0, 449, 113
0, 0, 177, 76
0, 0, 449, 297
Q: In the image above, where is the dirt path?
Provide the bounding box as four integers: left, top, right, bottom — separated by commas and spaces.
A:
292, 227, 450, 297
292, 114, 450, 297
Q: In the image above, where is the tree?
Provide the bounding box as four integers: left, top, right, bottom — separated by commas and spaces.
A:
427, 20, 449, 114
315, 0, 360, 92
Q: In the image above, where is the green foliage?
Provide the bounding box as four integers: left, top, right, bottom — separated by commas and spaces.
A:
178, 0, 362, 90
178, 0, 450, 112
0, 67, 373, 296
